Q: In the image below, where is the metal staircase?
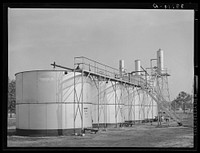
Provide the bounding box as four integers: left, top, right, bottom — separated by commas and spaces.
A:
135, 75, 182, 126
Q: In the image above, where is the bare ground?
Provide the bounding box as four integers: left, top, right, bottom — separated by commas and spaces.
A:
7, 111, 194, 148
7, 121, 194, 148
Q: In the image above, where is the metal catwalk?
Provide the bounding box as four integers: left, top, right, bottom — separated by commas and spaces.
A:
51, 55, 182, 134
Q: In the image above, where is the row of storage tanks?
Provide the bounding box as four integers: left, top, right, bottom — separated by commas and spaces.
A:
15, 70, 157, 136
15, 49, 164, 136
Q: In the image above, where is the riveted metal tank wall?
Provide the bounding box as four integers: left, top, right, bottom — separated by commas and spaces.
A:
91, 79, 108, 127
15, 70, 92, 136
133, 88, 145, 121
123, 86, 134, 121
143, 94, 157, 119
106, 81, 125, 126
124, 87, 155, 122
91, 80, 125, 127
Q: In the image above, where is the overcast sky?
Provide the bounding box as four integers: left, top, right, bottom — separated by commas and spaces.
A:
8, 8, 194, 100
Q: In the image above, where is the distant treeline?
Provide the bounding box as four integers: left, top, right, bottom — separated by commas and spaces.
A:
171, 91, 193, 112
8, 77, 16, 118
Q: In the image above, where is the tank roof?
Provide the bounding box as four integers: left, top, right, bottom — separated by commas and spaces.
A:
15, 69, 68, 76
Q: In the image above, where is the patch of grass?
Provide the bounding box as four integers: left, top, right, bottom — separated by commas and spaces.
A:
175, 112, 193, 127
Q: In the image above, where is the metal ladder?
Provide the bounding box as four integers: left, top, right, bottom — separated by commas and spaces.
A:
136, 75, 182, 126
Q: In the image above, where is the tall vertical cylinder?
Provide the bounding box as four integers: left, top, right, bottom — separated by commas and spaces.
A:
119, 60, 125, 77
91, 81, 124, 128
157, 49, 164, 74
135, 60, 141, 75
15, 70, 92, 136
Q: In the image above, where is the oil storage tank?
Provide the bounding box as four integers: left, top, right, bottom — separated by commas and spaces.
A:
124, 86, 135, 122
91, 81, 125, 128
132, 88, 145, 121
105, 81, 125, 127
15, 70, 92, 136
124, 87, 151, 122
143, 94, 158, 120
91, 79, 108, 128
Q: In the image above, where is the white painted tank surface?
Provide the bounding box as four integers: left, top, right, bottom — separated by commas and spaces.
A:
123, 86, 158, 122
131, 88, 145, 121
106, 81, 125, 127
91, 79, 107, 127
123, 87, 140, 121
91, 80, 125, 128
143, 93, 158, 119
123, 86, 135, 121
15, 70, 92, 136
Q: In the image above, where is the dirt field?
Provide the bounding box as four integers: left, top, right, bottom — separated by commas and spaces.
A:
7, 117, 194, 148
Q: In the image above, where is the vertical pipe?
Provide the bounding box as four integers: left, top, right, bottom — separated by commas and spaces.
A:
128, 86, 130, 121
135, 60, 141, 75
98, 79, 100, 129
143, 90, 145, 121
104, 83, 106, 129
81, 57, 85, 133
115, 82, 117, 127
81, 69, 84, 133
120, 83, 123, 126
160, 50, 164, 73
150, 60, 153, 76
166, 76, 171, 110
156, 78, 160, 126
119, 60, 125, 78
157, 49, 160, 73
134, 87, 135, 124
157, 49, 164, 74
145, 71, 147, 86
152, 96, 153, 120
73, 59, 76, 134
136, 88, 141, 123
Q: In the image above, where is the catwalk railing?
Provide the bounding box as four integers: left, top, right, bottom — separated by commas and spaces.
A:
74, 56, 120, 79
74, 56, 182, 126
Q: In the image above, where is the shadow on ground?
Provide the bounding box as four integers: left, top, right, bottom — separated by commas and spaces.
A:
7, 128, 16, 136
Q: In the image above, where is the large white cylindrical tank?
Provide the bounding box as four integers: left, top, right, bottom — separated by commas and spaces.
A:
124, 86, 158, 122
91, 81, 125, 128
143, 94, 157, 119
91, 79, 107, 127
124, 87, 145, 122
133, 88, 145, 121
124, 86, 134, 121
157, 49, 164, 74
15, 70, 92, 136
135, 60, 141, 75
106, 81, 125, 126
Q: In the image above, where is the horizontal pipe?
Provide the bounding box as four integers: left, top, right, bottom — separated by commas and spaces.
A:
51, 62, 74, 71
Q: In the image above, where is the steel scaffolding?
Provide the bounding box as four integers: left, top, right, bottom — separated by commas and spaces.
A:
72, 56, 182, 133
51, 54, 182, 134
